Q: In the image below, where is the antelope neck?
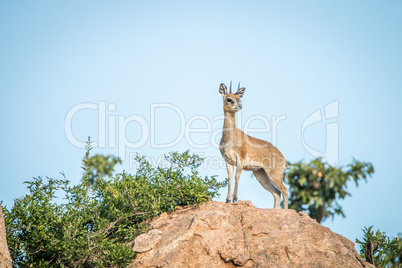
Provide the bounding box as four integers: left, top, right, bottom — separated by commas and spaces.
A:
223, 111, 237, 131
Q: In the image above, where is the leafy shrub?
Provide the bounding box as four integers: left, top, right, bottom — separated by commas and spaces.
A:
3, 141, 226, 267
285, 157, 374, 223
356, 226, 401, 267
84, 154, 122, 185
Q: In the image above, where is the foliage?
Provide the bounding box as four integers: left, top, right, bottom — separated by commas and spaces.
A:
83, 152, 122, 185
3, 139, 226, 267
284, 157, 374, 223
387, 236, 402, 267
356, 226, 402, 267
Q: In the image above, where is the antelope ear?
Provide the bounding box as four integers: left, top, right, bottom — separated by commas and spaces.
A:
219, 83, 227, 96
236, 87, 245, 98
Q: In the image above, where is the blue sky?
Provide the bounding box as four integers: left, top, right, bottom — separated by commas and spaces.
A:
1, 1, 401, 245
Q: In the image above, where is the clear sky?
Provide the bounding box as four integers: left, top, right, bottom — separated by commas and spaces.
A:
1, 1, 401, 245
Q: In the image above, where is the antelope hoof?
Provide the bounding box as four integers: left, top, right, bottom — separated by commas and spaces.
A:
233, 198, 238, 202
226, 198, 231, 203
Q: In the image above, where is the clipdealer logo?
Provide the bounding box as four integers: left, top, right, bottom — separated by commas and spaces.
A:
301, 100, 339, 165
64, 100, 339, 166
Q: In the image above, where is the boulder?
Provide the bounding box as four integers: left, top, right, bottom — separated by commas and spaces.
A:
0, 205, 12, 268
130, 200, 372, 267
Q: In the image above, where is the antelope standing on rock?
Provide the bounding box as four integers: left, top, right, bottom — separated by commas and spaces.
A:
219, 82, 289, 209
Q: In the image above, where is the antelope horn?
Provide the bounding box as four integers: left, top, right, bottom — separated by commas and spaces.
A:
229, 81, 232, 94
238, 82, 240, 91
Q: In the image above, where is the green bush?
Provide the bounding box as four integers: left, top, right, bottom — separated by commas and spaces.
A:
356, 226, 401, 267
3, 141, 226, 267
285, 157, 374, 223
84, 154, 122, 185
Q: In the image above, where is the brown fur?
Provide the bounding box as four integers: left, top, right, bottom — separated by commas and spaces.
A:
219, 83, 288, 209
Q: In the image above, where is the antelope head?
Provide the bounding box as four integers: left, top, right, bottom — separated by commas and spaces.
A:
219, 81, 246, 114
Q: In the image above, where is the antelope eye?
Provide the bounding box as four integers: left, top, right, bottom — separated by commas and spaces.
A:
226, 98, 234, 104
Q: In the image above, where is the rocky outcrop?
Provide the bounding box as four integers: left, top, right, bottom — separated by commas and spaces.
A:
130, 200, 372, 268
0, 205, 12, 268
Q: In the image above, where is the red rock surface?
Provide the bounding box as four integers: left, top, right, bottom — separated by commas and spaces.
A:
0, 205, 12, 268
130, 200, 372, 268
